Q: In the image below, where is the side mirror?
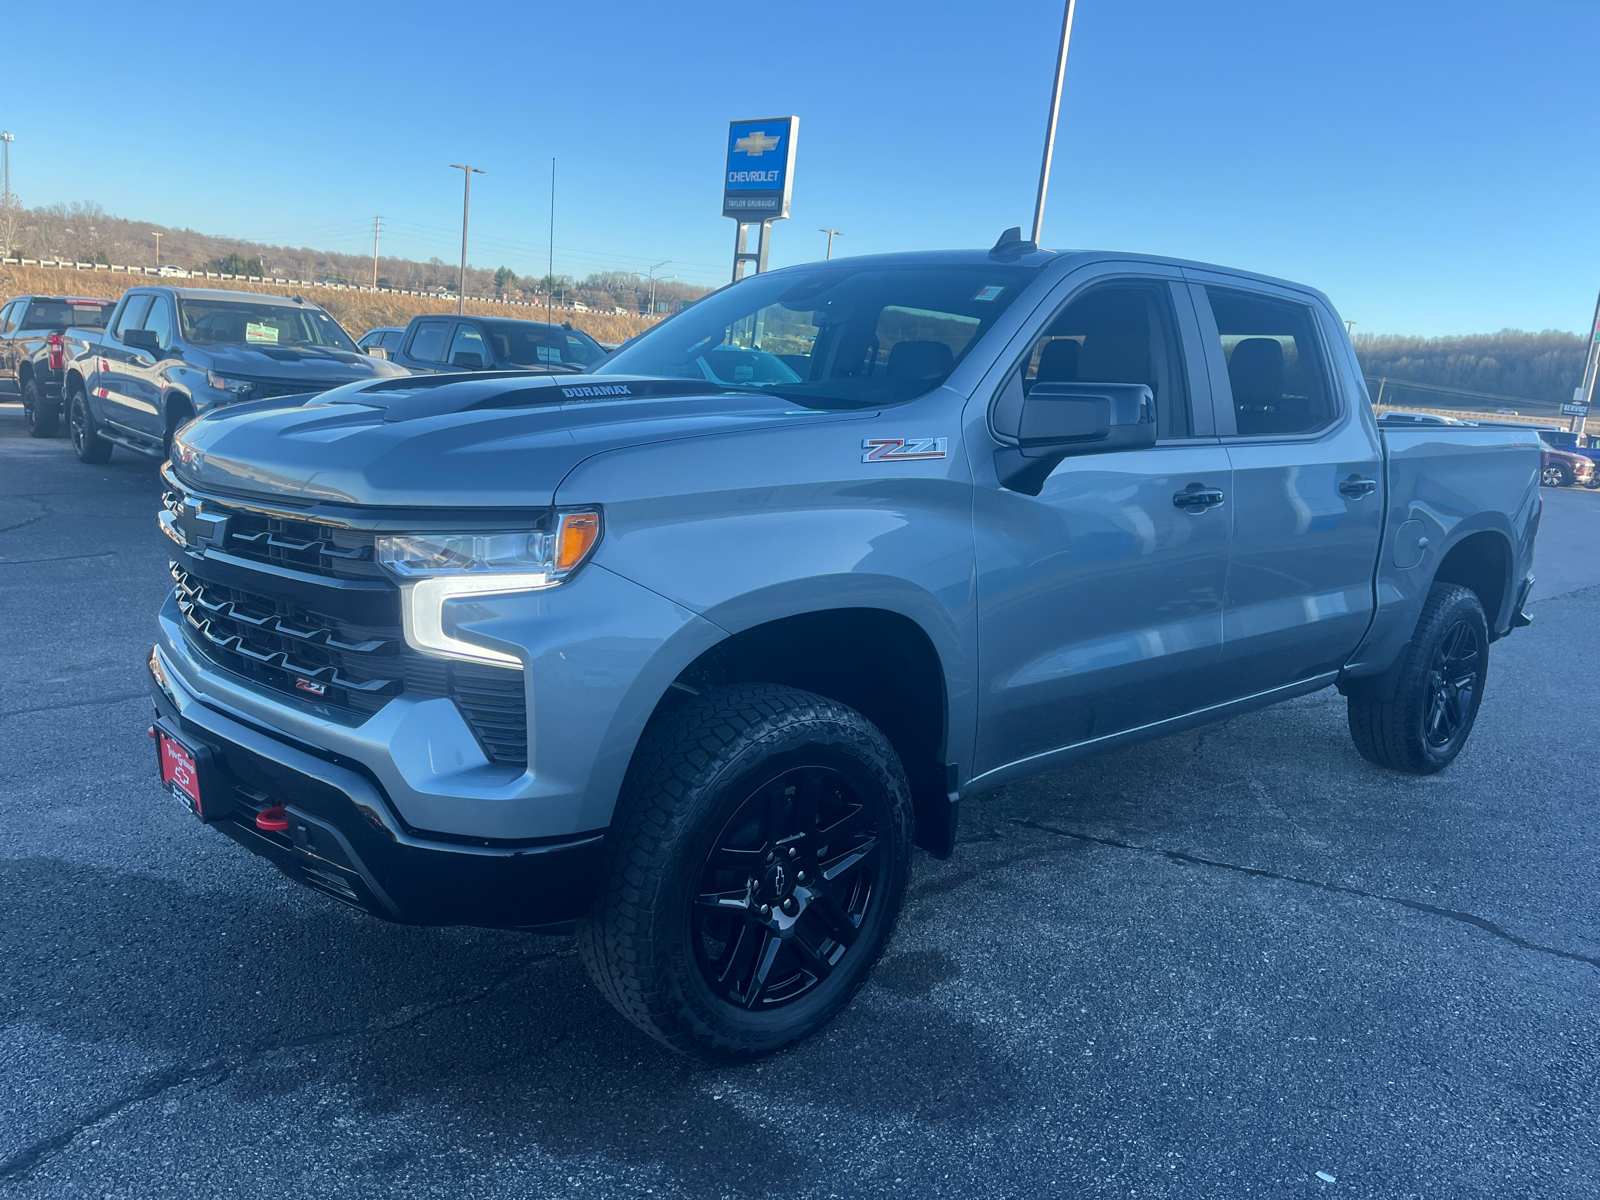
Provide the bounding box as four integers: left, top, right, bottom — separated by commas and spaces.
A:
451, 351, 485, 369
365, 346, 389, 360
992, 381, 1157, 495
123, 328, 160, 356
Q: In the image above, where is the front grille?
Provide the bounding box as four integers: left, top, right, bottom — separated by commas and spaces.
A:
241, 379, 347, 401
165, 487, 529, 766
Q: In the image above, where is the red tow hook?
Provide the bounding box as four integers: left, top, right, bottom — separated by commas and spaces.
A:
255, 806, 290, 832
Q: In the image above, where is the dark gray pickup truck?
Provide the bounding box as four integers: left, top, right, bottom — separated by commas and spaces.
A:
0, 293, 115, 436
60, 286, 408, 462
148, 240, 1540, 1060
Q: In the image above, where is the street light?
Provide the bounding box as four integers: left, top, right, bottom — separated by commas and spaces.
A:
0, 132, 13, 205
152, 230, 162, 267
819, 228, 842, 259
647, 260, 671, 314
450, 164, 485, 315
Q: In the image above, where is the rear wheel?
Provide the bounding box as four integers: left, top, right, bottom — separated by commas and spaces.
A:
1541, 464, 1570, 487
22, 378, 59, 438
577, 683, 913, 1060
69, 385, 112, 464
1347, 582, 1489, 775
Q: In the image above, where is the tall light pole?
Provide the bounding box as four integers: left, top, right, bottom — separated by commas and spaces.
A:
0, 132, 13, 205
819, 228, 842, 259
450, 164, 484, 314
647, 260, 671, 314
1030, 0, 1077, 245
152, 230, 162, 267
372, 215, 382, 287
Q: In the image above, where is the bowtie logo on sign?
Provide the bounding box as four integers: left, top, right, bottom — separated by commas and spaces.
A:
734, 130, 780, 156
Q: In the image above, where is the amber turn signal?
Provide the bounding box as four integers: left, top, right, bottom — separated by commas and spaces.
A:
555, 511, 601, 572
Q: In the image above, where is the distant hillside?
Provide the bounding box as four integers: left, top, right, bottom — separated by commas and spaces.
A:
1353, 330, 1585, 410
0, 200, 712, 315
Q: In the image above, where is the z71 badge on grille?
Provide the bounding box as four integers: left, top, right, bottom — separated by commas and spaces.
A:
861, 437, 948, 463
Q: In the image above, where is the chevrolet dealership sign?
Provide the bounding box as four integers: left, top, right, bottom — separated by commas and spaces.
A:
723, 117, 798, 221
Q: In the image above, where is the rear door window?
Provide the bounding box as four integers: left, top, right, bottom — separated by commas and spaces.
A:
1202, 288, 1336, 437
406, 319, 452, 363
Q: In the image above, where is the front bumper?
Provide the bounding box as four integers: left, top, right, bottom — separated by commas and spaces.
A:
149, 654, 605, 928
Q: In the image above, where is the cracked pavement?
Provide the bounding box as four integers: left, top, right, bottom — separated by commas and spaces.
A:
4, 401, 1600, 1199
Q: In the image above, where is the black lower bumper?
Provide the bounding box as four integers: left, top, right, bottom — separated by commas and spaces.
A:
149, 667, 605, 929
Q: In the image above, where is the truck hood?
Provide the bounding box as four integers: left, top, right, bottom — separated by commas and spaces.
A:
194, 342, 396, 383
169, 374, 867, 508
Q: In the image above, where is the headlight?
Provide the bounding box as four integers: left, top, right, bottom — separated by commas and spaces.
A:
375, 511, 601, 667
206, 372, 254, 395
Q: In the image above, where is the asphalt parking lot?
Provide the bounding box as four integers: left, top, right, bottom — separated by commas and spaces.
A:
3, 404, 1600, 1200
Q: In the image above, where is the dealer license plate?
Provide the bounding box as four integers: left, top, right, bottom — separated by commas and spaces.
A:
158, 730, 203, 816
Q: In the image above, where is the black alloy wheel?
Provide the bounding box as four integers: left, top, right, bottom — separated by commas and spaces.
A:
1422, 619, 1482, 751
1347, 582, 1489, 774
693, 765, 884, 1012
70, 387, 112, 464
22, 378, 59, 437
1541, 464, 1569, 487
577, 683, 913, 1059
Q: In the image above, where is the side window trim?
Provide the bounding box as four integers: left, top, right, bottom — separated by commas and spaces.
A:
1185, 282, 1237, 437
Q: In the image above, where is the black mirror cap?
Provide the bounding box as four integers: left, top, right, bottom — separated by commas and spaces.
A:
123, 328, 160, 354
451, 351, 485, 369
994, 382, 1156, 495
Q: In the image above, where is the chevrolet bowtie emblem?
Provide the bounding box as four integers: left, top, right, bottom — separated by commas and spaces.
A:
734, 130, 780, 156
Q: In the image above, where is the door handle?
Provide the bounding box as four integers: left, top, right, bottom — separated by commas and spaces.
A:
1173, 484, 1225, 512
1339, 474, 1378, 499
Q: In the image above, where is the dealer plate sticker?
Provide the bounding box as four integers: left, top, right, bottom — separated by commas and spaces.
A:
159, 732, 202, 815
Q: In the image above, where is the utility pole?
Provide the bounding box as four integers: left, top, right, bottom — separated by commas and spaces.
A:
547, 158, 555, 325
0, 131, 13, 205
372, 215, 381, 287
1345, 319, 1357, 336
819, 228, 842, 259
1030, 0, 1077, 245
450, 164, 484, 314
152, 231, 162, 267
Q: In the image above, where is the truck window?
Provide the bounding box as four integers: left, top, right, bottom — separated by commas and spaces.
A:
480, 319, 603, 368
0, 302, 17, 335
447, 323, 490, 367
999, 283, 1190, 440
592, 263, 1043, 408
142, 296, 175, 349
23, 299, 112, 330
178, 299, 356, 351
113, 295, 154, 340
407, 319, 452, 363
1202, 288, 1335, 437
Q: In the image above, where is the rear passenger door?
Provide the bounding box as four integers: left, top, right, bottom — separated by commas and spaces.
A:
1185, 272, 1384, 697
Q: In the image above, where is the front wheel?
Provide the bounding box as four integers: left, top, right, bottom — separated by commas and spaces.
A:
1541, 464, 1570, 487
22, 378, 59, 437
1347, 582, 1489, 774
577, 683, 913, 1060
69, 386, 112, 464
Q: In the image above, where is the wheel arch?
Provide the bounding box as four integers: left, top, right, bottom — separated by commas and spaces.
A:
1429, 527, 1513, 634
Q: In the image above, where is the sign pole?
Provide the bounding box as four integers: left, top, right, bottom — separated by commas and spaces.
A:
1574, 284, 1600, 435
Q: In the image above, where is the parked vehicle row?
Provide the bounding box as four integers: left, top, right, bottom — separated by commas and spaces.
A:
147, 237, 1540, 1059
0, 294, 115, 435
359, 312, 606, 374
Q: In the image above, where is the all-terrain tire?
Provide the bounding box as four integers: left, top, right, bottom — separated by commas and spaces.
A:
22, 378, 59, 438
1347, 582, 1489, 775
69, 385, 112, 464
576, 683, 914, 1060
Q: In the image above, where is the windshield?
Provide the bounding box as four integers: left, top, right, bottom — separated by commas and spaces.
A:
177, 299, 358, 352
481, 319, 603, 368
593, 263, 1043, 407
27, 300, 112, 329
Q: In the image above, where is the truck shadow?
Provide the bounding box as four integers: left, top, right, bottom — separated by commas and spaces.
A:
2, 852, 1028, 1194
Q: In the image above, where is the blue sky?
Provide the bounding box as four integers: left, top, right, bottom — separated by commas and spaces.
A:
3, 0, 1597, 335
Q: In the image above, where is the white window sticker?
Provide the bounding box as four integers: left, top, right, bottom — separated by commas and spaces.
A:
245, 322, 279, 345
972, 285, 1006, 302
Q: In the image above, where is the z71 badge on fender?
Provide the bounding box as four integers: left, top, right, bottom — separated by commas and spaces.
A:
861, 437, 948, 463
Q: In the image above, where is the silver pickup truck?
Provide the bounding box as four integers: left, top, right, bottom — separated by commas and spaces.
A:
146, 237, 1539, 1060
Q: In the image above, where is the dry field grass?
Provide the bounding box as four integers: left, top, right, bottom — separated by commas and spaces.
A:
0, 265, 659, 344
